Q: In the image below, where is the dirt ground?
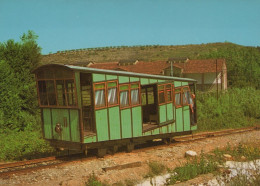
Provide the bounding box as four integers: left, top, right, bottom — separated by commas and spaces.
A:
0, 130, 260, 186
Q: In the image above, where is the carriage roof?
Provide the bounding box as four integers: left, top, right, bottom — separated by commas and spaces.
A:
33, 64, 197, 83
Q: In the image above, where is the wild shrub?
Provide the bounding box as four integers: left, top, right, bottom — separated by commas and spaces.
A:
0, 130, 54, 161
197, 87, 260, 131
167, 155, 218, 184
145, 161, 166, 177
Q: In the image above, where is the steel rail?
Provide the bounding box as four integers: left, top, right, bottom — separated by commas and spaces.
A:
0, 125, 258, 178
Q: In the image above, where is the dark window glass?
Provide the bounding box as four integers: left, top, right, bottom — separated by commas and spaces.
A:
147, 87, 154, 104
46, 80, 56, 105
159, 91, 165, 104
38, 81, 48, 105
56, 80, 66, 106
141, 88, 147, 105
66, 80, 76, 106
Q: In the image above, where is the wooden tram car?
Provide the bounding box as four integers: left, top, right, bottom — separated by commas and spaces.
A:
33, 64, 197, 157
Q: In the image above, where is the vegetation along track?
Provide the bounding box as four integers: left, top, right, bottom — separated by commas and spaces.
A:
0, 126, 258, 178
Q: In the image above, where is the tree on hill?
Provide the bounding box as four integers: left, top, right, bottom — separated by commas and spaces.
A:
197, 45, 260, 89
0, 30, 41, 131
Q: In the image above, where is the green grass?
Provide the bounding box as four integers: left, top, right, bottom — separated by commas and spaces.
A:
167, 144, 260, 185
167, 154, 218, 185
41, 42, 244, 64
145, 161, 166, 178
196, 88, 260, 131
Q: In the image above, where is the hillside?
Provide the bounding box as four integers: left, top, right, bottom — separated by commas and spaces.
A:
41, 42, 247, 65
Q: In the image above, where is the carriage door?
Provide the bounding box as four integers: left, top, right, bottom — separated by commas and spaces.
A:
80, 73, 95, 136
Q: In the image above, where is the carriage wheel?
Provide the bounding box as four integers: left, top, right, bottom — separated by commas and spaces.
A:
126, 143, 134, 152
97, 148, 107, 158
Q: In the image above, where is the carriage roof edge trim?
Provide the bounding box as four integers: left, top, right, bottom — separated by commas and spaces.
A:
33, 64, 197, 83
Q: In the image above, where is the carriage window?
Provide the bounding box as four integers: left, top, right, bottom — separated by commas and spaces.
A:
182, 87, 191, 106
141, 88, 147, 105
166, 84, 172, 102
38, 81, 48, 105
36, 68, 77, 107
56, 80, 66, 106
182, 87, 188, 105
94, 83, 106, 108
158, 84, 172, 104
107, 81, 118, 106
147, 87, 155, 104
158, 85, 165, 104
175, 88, 181, 107
66, 80, 76, 106
131, 83, 140, 106
120, 85, 129, 108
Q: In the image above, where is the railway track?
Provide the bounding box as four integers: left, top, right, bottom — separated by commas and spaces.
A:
0, 125, 259, 178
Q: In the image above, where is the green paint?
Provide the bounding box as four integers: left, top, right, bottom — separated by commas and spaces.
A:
43, 108, 52, 139
84, 135, 97, 143
172, 123, 176, 132
174, 81, 182, 87
52, 109, 70, 141
159, 105, 166, 123
161, 126, 168, 133
95, 83, 105, 89
120, 85, 129, 90
158, 79, 165, 83
183, 106, 191, 131
70, 109, 80, 142
106, 74, 117, 80
95, 109, 109, 141
167, 123, 172, 133
191, 125, 197, 131
75, 72, 82, 108
140, 78, 149, 85
149, 79, 157, 84
108, 82, 117, 87
144, 131, 152, 136
130, 77, 139, 82
109, 107, 121, 140
166, 103, 173, 121
182, 82, 188, 86
131, 83, 139, 88
93, 73, 105, 82
152, 128, 159, 135
121, 109, 132, 138
119, 76, 129, 84
176, 108, 183, 132
132, 106, 142, 137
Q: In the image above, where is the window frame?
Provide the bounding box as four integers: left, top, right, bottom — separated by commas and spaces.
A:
182, 86, 192, 106
174, 87, 182, 108
107, 80, 119, 107
130, 82, 141, 107
36, 69, 78, 108
93, 82, 107, 110
158, 83, 172, 105
119, 83, 131, 109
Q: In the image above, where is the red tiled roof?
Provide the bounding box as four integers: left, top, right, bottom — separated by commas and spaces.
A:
88, 59, 226, 75
118, 61, 171, 75
182, 59, 225, 74
89, 62, 119, 70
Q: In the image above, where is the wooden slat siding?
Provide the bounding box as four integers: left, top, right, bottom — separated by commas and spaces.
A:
74, 72, 83, 143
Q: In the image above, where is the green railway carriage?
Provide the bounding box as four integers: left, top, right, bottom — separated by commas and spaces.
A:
33, 64, 197, 156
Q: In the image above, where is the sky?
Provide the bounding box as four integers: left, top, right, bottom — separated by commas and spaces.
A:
0, 0, 260, 54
